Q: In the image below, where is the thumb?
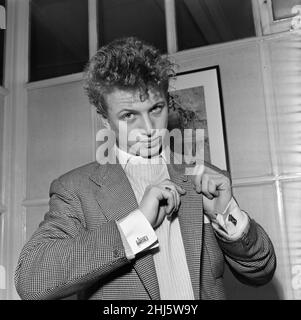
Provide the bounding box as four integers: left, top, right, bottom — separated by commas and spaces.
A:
175, 184, 186, 195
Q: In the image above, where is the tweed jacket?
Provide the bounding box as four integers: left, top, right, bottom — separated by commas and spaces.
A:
15, 159, 276, 300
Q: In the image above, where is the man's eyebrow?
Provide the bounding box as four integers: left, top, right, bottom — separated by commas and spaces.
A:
117, 108, 139, 115
149, 101, 166, 108
152, 101, 166, 106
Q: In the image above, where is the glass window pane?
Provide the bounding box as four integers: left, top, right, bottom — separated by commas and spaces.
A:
0, 0, 6, 86
272, 0, 301, 20
97, 0, 167, 53
30, 0, 89, 82
175, 0, 256, 51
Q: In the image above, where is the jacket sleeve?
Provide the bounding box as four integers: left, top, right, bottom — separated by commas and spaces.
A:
15, 178, 130, 300
202, 161, 276, 286
216, 217, 277, 286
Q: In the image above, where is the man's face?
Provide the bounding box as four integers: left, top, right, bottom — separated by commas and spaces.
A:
104, 87, 168, 158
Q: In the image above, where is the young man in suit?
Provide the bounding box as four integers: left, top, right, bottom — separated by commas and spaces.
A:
15, 37, 276, 300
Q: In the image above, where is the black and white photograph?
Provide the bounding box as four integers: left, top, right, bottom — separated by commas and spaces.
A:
0, 0, 301, 308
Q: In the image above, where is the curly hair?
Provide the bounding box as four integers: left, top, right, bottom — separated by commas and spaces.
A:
83, 37, 176, 117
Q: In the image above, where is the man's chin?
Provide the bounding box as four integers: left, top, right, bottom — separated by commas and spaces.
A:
137, 144, 162, 158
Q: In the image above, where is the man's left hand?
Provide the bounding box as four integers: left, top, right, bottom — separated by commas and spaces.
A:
193, 166, 232, 221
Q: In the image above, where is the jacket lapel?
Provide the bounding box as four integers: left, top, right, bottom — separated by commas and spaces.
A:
167, 159, 203, 300
89, 162, 160, 300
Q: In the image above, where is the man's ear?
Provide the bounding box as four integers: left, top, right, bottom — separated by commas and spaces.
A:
99, 115, 111, 129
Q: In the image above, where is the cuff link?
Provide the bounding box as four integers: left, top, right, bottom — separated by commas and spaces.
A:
228, 214, 237, 226
136, 235, 149, 246
113, 248, 121, 259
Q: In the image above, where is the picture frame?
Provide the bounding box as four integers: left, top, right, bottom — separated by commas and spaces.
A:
168, 66, 230, 172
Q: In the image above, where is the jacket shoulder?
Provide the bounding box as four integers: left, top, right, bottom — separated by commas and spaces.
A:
52, 161, 101, 191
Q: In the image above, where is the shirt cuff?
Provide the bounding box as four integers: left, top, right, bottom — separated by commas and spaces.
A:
117, 209, 159, 260
212, 197, 250, 241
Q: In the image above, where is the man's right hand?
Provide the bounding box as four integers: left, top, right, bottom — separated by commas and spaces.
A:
139, 179, 186, 229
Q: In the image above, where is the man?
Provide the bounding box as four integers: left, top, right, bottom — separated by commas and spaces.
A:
15, 37, 276, 300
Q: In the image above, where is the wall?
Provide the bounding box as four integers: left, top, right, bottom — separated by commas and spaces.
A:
268, 32, 301, 300
25, 80, 94, 240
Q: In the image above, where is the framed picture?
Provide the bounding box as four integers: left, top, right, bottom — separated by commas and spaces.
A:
168, 66, 229, 172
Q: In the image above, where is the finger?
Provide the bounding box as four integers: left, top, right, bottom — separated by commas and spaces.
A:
208, 175, 230, 191
201, 175, 214, 199
161, 179, 186, 195
161, 189, 176, 215
194, 175, 202, 193
165, 183, 182, 199
172, 189, 179, 211
164, 184, 181, 212
174, 189, 180, 211
171, 188, 180, 211
164, 186, 177, 210
208, 179, 219, 197
156, 206, 167, 227
167, 180, 186, 195
174, 183, 186, 195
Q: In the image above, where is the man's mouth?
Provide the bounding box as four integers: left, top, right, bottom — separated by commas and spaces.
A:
138, 143, 162, 158
145, 137, 161, 148
135, 138, 162, 157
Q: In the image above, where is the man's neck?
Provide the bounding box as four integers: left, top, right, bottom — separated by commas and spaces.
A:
114, 144, 169, 169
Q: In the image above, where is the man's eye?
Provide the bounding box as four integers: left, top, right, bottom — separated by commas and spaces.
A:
121, 113, 135, 121
151, 105, 164, 114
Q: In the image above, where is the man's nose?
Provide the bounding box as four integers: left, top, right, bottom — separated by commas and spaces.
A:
141, 115, 154, 137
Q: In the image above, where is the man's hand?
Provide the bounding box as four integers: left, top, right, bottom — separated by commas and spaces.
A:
139, 179, 186, 229
193, 165, 232, 221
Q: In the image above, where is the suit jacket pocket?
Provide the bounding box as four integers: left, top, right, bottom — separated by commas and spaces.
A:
203, 224, 225, 279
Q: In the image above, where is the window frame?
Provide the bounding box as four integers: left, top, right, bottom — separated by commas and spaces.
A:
255, 0, 300, 35
28, 0, 288, 84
